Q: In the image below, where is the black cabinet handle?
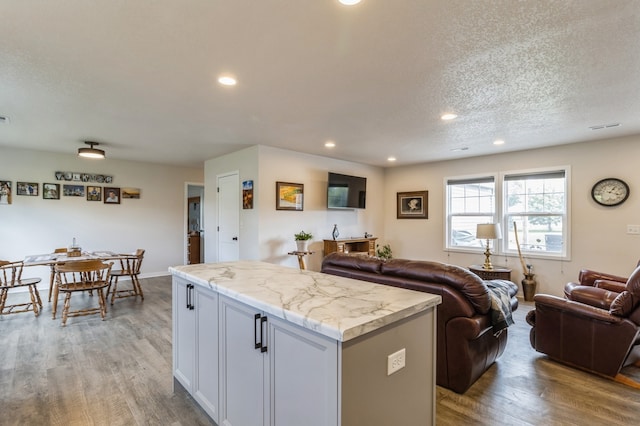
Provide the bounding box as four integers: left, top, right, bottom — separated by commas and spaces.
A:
186, 283, 195, 310
254, 313, 261, 349
260, 316, 268, 353
190, 284, 195, 310
185, 283, 191, 309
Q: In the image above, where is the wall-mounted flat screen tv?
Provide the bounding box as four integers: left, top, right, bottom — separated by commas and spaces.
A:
327, 172, 366, 209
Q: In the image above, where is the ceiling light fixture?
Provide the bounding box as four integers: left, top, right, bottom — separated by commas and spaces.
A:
78, 141, 106, 159
441, 113, 458, 121
493, 139, 505, 145
218, 75, 237, 86
325, 141, 336, 148
387, 156, 397, 162
339, 0, 362, 5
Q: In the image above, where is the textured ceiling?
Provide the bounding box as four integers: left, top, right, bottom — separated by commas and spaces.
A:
1, 0, 639, 167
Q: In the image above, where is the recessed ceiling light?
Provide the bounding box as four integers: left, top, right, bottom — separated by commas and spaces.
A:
325, 141, 336, 148
441, 113, 458, 121
450, 147, 469, 152
218, 75, 237, 86
387, 156, 397, 162
493, 139, 505, 145
339, 0, 362, 5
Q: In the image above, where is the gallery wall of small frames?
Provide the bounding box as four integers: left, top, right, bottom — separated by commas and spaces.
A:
0, 171, 141, 205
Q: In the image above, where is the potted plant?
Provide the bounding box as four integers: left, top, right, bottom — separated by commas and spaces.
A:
376, 244, 393, 260
294, 230, 313, 252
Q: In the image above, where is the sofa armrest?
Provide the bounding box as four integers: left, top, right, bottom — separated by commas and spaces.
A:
594, 279, 626, 293
564, 286, 619, 310
578, 269, 628, 287
533, 294, 622, 324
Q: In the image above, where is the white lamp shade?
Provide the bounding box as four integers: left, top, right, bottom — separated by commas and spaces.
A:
476, 223, 502, 240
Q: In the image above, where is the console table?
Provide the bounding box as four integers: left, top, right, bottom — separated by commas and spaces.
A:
469, 264, 512, 281
324, 237, 377, 257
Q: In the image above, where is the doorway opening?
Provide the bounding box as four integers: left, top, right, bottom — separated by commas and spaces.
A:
187, 184, 204, 264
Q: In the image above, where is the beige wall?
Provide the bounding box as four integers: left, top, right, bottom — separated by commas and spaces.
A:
384, 135, 640, 297
0, 147, 203, 284
204, 145, 385, 271
7, 133, 636, 298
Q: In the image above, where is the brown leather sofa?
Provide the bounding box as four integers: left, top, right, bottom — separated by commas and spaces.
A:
320, 252, 519, 394
527, 265, 640, 387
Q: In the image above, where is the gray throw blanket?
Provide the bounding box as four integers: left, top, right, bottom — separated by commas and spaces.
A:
485, 279, 515, 336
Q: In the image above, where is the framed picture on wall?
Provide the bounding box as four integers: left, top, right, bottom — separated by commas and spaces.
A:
243, 180, 254, 209
87, 186, 102, 201
122, 187, 141, 199
276, 181, 304, 211
43, 183, 60, 200
104, 187, 121, 204
0, 181, 12, 204
397, 191, 428, 219
63, 184, 85, 197
16, 182, 39, 196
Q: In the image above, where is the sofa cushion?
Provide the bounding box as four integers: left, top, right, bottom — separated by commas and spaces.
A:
610, 291, 635, 317
381, 259, 491, 314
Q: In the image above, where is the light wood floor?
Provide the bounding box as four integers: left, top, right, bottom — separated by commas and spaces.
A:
1, 276, 639, 425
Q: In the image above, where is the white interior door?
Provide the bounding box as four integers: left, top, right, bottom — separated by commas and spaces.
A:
217, 173, 240, 262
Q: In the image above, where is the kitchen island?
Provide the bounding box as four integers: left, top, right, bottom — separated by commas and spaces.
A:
170, 261, 441, 426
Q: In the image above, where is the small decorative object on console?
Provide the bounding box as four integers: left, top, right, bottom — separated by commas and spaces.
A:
332, 224, 339, 240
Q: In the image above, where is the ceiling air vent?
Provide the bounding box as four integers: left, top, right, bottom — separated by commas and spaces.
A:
589, 123, 620, 130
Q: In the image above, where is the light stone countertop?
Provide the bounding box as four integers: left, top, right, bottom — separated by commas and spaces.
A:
169, 261, 441, 342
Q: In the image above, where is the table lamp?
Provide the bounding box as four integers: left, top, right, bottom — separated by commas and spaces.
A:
476, 223, 502, 270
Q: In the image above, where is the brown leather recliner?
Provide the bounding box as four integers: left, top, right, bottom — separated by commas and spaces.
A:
564, 260, 640, 300
527, 265, 640, 388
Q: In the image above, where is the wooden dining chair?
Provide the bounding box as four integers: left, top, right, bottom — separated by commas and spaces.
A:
0, 260, 43, 317
107, 249, 145, 305
53, 260, 113, 326
48, 247, 68, 302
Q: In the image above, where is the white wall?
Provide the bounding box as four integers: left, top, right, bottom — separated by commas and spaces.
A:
0, 147, 203, 285
384, 135, 640, 297
204, 145, 385, 271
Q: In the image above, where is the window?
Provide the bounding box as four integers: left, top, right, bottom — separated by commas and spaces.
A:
446, 167, 569, 258
504, 170, 568, 257
446, 176, 496, 249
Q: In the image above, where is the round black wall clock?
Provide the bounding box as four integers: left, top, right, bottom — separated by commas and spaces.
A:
591, 178, 630, 207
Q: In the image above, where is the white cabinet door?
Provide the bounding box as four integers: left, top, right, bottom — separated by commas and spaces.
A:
269, 316, 338, 426
219, 296, 339, 426
219, 296, 268, 426
173, 277, 195, 392
193, 287, 219, 422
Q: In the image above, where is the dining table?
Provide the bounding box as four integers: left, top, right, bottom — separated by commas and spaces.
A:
23, 251, 126, 318
23, 251, 123, 266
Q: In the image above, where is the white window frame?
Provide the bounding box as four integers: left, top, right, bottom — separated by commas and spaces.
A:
445, 166, 571, 261
444, 174, 497, 253
501, 166, 571, 260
